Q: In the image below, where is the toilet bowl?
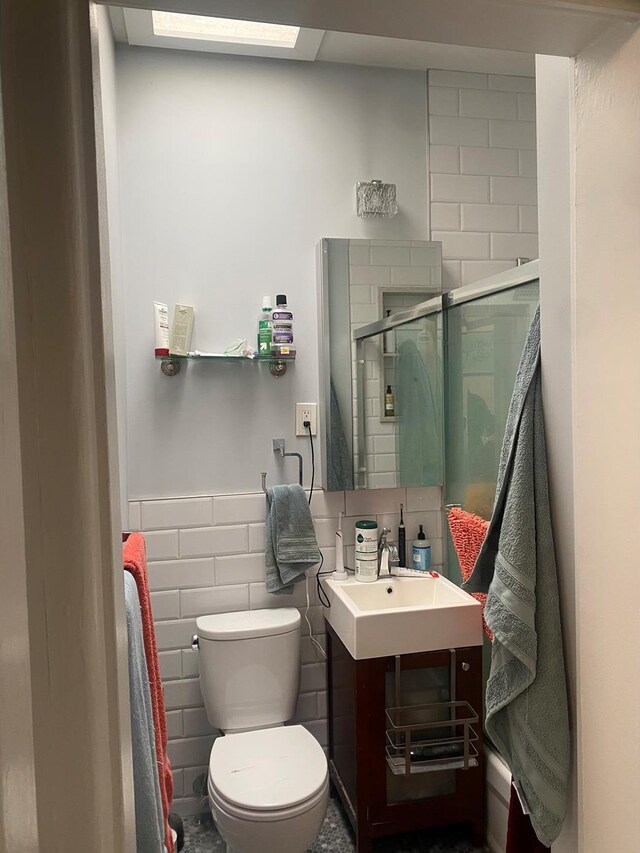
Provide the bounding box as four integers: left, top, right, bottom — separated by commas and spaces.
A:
208, 726, 328, 853
193, 608, 329, 853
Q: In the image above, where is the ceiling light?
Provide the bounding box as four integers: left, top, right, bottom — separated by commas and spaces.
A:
356, 181, 398, 218
151, 12, 300, 48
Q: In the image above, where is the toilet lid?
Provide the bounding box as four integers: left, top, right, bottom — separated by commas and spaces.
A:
209, 725, 327, 811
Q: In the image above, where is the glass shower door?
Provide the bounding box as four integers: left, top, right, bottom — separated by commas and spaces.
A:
355, 310, 443, 490
395, 311, 443, 489
444, 280, 540, 583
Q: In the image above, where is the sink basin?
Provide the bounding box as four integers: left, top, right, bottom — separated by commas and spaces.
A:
322, 574, 482, 659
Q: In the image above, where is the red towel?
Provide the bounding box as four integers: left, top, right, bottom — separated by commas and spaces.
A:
506, 785, 549, 851
124, 533, 174, 853
446, 507, 493, 640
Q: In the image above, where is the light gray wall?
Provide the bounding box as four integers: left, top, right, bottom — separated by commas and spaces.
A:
538, 31, 640, 851
572, 24, 640, 853
98, 10, 128, 527
116, 46, 429, 498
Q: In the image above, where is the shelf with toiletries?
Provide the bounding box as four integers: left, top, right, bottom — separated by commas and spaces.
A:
156, 352, 295, 378
154, 293, 296, 378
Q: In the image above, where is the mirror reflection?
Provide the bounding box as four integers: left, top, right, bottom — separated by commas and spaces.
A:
319, 238, 443, 491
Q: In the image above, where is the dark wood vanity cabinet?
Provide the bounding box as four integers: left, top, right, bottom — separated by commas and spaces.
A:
326, 623, 485, 852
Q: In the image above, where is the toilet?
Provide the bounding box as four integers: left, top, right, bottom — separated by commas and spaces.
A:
194, 608, 329, 853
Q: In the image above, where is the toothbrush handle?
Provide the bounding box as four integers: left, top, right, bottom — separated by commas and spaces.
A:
398, 527, 406, 567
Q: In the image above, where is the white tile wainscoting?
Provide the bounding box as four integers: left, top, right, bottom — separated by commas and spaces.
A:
130, 486, 443, 815
428, 70, 539, 288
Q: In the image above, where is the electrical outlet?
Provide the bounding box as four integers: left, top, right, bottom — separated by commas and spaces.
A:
295, 402, 317, 436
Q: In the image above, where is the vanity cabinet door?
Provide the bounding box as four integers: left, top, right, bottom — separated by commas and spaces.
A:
368, 646, 484, 831
327, 626, 484, 851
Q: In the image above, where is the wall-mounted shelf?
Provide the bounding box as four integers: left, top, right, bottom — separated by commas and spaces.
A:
156, 353, 294, 378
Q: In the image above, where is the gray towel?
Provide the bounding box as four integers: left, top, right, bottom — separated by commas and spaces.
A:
463, 307, 570, 847
124, 572, 165, 853
265, 484, 322, 593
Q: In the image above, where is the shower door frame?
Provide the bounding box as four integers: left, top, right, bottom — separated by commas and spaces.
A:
443, 260, 539, 309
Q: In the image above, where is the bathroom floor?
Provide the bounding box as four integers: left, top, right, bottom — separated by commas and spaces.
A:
183, 796, 484, 853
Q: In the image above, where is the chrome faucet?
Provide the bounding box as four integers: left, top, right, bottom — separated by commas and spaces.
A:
378, 527, 399, 579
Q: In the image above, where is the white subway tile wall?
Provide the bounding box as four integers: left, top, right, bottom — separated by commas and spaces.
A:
133, 486, 443, 815
428, 71, 538, 287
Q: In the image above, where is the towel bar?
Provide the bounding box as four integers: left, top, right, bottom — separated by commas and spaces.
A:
261, 438, 304, 494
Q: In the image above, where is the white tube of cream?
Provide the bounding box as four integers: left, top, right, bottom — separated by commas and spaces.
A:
154, 301, 169, 356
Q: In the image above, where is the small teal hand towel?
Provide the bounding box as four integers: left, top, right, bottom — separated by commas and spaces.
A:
265, 484, 321, 594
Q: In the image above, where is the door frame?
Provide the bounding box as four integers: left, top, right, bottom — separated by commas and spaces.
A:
1, 1, 638, 850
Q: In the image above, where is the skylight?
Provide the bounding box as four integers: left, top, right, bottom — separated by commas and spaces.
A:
121, 9, 323, 61
151, 12, 301, 49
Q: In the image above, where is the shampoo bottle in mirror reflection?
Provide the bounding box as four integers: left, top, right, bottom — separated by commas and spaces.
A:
385, 385, 395, 417
412, 524, 432, 571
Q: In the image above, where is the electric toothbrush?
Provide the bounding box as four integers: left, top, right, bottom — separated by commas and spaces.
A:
333, 511, 348, 580
398, 503, 406, 568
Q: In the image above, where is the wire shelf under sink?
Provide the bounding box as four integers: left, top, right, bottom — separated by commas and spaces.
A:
385, 700, 479, 776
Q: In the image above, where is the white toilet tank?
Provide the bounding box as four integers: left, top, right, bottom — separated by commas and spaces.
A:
195, 608, 301, 733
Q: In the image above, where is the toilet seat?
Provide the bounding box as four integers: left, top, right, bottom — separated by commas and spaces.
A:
209, 725, 328, 816
209, 773, 329, 823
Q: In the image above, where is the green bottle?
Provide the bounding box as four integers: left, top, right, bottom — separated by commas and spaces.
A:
257, 296, 273, 358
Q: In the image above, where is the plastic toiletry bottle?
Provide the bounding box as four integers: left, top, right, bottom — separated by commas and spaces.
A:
257, 296, 273, 358
412, 524, 432, 571
153, 301, 169, 356
398, 503, 406, 568
169, 304, 194, 356
385, 385, 395, 417
384, 310, 396, 353
271, 294, 295, 358
355, 519, 378, 583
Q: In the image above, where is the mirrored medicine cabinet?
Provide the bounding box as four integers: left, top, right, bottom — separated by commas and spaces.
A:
318, 238, 444, 492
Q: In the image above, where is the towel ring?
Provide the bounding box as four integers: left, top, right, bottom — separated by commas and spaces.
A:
261, 438, 304, 493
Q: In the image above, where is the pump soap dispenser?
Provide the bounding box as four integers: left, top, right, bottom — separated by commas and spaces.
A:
412, 524, 432, 571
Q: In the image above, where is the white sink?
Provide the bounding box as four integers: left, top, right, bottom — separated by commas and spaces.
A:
322, 574, 483, 659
